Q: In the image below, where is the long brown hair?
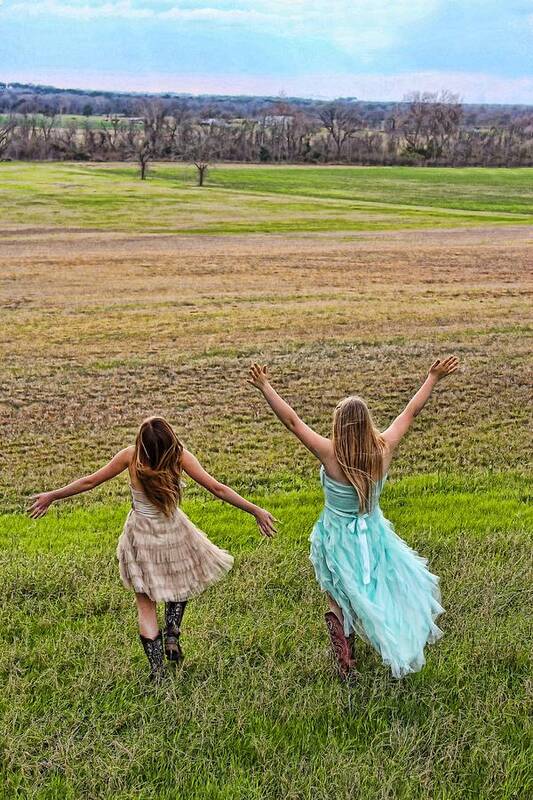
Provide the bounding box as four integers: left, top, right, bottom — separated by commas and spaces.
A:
133, 416, 183, 516
332, 396, 385, 513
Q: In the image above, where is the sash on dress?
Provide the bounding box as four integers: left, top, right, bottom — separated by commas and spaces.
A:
324, 504, 372, 585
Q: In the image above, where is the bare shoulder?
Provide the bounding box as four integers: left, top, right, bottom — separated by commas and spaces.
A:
380, 437, 396, 471
121, 445, 138, 487
119, 445, 135, 471
180, 449, 206, 473
318, 437, 335, 457
181, 448, 195, 465
120, 445, 135, 462
319, 440, 348, 482
380, 427, 394, 446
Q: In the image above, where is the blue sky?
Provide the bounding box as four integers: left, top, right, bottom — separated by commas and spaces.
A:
1, 1, 532, 102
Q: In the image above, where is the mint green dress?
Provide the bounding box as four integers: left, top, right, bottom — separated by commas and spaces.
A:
310, 466, 444, 678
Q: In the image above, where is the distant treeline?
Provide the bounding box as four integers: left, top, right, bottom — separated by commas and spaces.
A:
1, 82, 532, 168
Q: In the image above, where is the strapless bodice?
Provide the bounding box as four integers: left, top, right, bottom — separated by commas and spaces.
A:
320, 465, 385, 516
130, 486, 164, 518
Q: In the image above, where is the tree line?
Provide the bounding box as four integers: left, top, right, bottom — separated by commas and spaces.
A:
2, 82, 528, 130
1, 87, 532, 172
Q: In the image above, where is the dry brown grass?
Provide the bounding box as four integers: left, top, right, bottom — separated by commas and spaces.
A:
1, 226, 531, 510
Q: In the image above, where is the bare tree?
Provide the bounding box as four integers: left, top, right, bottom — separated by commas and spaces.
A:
137, 138, 152, 180
291, 111, 319, 161
0, 117, 15, 158
318, 102, 361, 160
166, 101, 191, 157
397, 91, 463, 161
187, 126, 214, 186
107, 115, 123, 150
57, 119, 80, 159
39, 113, 56, 146
140, 99, 168, 158
194, 159, 209, 186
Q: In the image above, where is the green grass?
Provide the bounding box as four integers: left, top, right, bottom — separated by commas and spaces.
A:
1, 473, 531, 799
0, 162, 532, 233
205, 164, 533, 214
0, 113, 129, 129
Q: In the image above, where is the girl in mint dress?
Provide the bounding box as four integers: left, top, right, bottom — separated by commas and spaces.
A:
249, 356, 459, 680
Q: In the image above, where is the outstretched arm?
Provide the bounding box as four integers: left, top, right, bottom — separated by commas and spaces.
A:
181, 449, 276, 538
382, 357, 459, 459
248, 363, 331, 461
28, 447, 133, 518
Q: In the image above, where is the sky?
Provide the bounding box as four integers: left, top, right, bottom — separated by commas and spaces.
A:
1, 1, 532, 103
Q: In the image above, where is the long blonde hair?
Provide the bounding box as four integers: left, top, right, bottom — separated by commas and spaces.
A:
332, 396, 385, 513
133, 416, 183, 516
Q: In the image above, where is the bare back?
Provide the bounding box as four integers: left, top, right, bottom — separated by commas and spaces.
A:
126, 446, 144, 491
317, 437, 394, 486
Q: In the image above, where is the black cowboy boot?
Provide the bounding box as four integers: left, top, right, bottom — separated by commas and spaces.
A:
324, 612, 355, 681
139, 631, 166, 683
164, 601, 188, 663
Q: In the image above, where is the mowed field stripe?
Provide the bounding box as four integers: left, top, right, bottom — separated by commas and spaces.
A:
0, 162, 532, 234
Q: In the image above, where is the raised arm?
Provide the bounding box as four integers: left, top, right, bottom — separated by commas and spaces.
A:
382, 356, 459, 465
181, 449, 276, 538
29, 447, 133, 518
248, 363, 331, 461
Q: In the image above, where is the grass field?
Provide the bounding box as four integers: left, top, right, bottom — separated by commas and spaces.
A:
0, 113, 124, 129
0, 162, 532, 799
1, 162, 532, 233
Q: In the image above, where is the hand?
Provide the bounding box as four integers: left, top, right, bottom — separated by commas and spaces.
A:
28, 492, 56, 519
428, 355, 459, 381
248, 362, 270, 391
254, 507, 277, 538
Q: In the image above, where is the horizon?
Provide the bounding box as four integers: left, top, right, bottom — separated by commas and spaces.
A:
1, 1, 533, 105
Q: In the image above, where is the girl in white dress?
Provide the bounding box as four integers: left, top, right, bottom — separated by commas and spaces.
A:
30, 416, 276, 681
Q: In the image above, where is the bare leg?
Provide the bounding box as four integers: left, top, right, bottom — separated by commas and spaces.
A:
135, 592, 159, 639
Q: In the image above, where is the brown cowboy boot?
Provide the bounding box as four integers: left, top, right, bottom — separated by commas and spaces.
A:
324, 612, 355, 681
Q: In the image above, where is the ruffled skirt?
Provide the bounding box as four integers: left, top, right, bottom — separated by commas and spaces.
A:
117, 507, 234, 602
310, 506, 444, 679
